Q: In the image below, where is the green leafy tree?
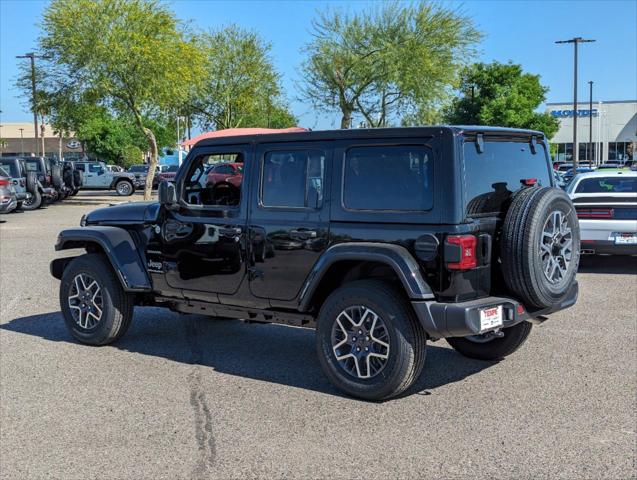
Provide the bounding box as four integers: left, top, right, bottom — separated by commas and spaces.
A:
191, 25, 296, 130
444, 61, 559, 138
120, 145, 143, 169
300, 2, 481, 128
40, 0, 203, 199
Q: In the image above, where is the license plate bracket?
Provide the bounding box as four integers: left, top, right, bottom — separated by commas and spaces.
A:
479, 305, 503, 332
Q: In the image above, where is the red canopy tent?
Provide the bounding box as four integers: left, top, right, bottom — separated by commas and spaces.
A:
181, 127, 308, 147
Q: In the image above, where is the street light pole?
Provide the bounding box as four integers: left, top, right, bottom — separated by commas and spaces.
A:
19, 128, 24, 156
556, 37, 595, 171
588, 81, 594, 164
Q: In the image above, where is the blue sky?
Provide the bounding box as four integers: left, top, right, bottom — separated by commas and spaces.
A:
1, 0, 636, 130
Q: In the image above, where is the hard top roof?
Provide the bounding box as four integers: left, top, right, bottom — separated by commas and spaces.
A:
193, 126, 544, 148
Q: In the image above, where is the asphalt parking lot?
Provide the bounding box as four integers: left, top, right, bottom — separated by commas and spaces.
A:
1, 193, 636, 479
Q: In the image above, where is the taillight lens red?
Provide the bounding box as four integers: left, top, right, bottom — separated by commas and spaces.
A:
446, 235, 477, 270
577, 208, 614, 219
0, 179, 9, 187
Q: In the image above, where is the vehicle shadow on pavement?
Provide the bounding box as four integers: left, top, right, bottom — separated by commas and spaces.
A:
1, 309, 496, 399
578, 255, 637, 274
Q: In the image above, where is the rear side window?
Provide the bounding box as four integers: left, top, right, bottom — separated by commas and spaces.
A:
75, 164, 86, 172
576, 177, 636, 193
261, 149, 325, 209
343, 145, 432, 211
463, 140, 551, 217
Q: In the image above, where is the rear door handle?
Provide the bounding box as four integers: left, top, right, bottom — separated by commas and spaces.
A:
290, 229, 317, 239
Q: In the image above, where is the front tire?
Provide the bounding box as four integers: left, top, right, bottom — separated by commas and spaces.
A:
446, 321, 532, 361
316, 280, 426, 401
60, 253, 134, 345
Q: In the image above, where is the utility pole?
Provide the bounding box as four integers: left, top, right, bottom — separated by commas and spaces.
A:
555, 37, 595, 171
16, 52, 48, 157
19, 128, 24, 155
588, 81, 594, 164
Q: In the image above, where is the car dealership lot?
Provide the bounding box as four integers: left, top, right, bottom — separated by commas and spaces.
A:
1, 195, 635, 479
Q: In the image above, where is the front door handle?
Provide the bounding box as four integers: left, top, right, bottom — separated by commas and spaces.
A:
290, 229, 317, 240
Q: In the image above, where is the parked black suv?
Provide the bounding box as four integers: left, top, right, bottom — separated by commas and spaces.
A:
50, 127, 580, 400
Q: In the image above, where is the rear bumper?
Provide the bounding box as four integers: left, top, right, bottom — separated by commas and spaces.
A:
581, 240, 637, 255
41, 187, 55, 198
412, 281, 579, 340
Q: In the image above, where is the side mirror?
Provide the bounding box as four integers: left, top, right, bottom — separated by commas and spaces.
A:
158, 181, 178, 206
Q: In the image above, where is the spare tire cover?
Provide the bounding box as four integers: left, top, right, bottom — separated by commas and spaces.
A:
63, 166, 74, 188
500, 186, 580, 309
73, 170, 83, 187
26, 171, 37, 193
52, 165, 63, 188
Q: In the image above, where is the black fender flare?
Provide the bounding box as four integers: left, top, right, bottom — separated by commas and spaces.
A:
52, 226, 152, 292
298, 242, 435, 311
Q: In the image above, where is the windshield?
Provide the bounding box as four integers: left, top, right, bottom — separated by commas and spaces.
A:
165, 165, 179, 172
463, 139, 552, 217
0, 161, 20, 177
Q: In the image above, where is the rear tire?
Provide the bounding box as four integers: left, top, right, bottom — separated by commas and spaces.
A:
115, 180, 134, 196
316, 279, 426, 401
21, 190, 42, 210
59, 253, 134, 345
446, 321, 532, 361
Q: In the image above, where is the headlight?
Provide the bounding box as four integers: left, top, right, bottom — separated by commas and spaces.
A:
80, 214, 87, 227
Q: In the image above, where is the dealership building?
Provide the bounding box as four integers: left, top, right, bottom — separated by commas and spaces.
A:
0, 122, 82, 159
546, 100, 636, 164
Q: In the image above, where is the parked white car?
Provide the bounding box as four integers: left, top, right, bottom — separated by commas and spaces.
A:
567, 170, 637, 255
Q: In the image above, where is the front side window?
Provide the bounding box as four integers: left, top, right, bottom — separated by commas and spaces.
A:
343, 145, 432, 211
184, 152, 244, 207
261, 149, 325, 208
463, 139, 551, 217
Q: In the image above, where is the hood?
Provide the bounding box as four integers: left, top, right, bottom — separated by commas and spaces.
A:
86, 201, 160, 225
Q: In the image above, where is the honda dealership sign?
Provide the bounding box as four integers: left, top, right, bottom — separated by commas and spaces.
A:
550, 109, 598, 118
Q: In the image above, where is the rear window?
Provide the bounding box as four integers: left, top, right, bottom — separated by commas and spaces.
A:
24, 160, 43, 173
575, 177, 636, 193
463, 139, 551, 217
0, 161, 19, 177
343, 145, 433, 211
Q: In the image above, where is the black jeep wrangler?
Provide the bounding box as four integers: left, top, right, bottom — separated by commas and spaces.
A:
51, 127, 580, 400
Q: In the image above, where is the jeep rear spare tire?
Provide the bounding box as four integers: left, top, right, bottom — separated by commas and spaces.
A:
500, 186, 580, 309
21, 189, 41, 210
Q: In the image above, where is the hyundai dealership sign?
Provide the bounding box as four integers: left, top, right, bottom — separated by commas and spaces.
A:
550, 109, 598, 118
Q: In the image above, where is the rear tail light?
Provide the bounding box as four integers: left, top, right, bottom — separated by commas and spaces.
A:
445, 235, 477, 270
0, 179, 9, 187
577, 208, 614, 219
